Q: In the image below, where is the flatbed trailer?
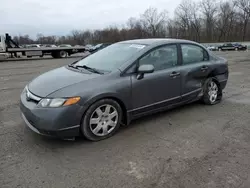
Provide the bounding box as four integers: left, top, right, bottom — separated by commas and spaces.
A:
0, 33, 87, 60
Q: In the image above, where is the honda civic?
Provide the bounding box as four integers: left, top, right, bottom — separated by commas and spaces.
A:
20, 39, 229, 141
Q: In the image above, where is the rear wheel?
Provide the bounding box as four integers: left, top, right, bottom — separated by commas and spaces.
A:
81, 99, 122, 141
202, 78, 222, 105
51, 51, 68, 58
59, 50, 68, 58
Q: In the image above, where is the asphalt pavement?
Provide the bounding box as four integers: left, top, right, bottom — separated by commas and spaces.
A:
1, 51, 250, 188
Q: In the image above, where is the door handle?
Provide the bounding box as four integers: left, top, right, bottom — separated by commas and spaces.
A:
170, 71, 180, 78
201, 66, 208, 71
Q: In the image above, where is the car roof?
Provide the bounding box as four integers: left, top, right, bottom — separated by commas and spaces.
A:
118, 38, 197, 46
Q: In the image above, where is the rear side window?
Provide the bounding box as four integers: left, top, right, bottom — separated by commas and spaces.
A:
181, 44, 209, 65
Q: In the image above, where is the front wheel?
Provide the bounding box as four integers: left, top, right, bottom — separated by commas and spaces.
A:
81, 99, 122, 141
202, 78, 222, 105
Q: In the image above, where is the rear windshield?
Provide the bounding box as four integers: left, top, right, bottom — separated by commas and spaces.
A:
75, 43, 146, 72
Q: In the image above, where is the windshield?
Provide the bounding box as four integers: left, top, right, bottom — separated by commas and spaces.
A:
74, 43, 146, 72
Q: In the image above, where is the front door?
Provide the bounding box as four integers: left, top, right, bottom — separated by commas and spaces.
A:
130, 44, 182, 116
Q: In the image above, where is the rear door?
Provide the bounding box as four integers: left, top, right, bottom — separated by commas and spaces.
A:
225, 43, 234, 50
179, 43, 212, 101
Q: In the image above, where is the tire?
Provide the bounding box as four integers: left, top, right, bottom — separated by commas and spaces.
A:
202, 78, 222, 105
81, 99, 123, 141
59, 50, 67, 58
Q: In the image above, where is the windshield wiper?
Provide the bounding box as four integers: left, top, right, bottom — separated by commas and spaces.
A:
75, 65, 103, 74
68, 64, 77, 69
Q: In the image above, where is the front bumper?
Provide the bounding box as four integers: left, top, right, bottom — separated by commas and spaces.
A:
20, 91, 82, 138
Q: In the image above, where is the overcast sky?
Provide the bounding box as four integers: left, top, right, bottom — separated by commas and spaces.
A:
1, 0, 194, 38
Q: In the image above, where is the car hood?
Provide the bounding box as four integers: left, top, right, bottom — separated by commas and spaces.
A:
28, 66, 101, 97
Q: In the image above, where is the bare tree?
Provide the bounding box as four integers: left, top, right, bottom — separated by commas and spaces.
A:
189, 2, 202, 41
175, 0, 192, 39
140, 7, 168, 37
167, 19, 179, 38
126, 17, 145, 39
81, 30, 93, 44
234, 0, 250, 40
71, 30, 85, 45
14, 35, 34, 45
200, 0, 218, 42
216, 1, 236, 42
175, 0, 201, 41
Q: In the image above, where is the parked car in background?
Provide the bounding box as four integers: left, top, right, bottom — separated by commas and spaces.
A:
20, 38, 228, 141
89, 43, 112, 53
26, 44, 42, 48
218, 43, 247, 51
58, 44, 72, 47
84, 44, 94, 51
207, 45, 217, 51
74, 45, 84, 47
43, 44, 57, 47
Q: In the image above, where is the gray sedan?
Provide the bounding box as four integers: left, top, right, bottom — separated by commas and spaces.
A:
20, 39, 229, 141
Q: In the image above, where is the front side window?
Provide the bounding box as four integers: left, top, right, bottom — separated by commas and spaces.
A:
181, 44, 209, 65
138, 44, 178, 71
75, 43, 146, 72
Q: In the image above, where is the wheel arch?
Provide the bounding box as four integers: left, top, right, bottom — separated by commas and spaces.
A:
206, 70, 221, 89
105, 96, 128, 125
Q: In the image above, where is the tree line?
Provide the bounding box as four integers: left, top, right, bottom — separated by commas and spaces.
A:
13, 0, 250, 46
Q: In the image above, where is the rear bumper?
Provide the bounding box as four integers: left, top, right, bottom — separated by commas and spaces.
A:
216, 70, 229, 90
219, 79, 228, 90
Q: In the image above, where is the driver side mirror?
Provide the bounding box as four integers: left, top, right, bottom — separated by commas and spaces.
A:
137, 64, 154, 80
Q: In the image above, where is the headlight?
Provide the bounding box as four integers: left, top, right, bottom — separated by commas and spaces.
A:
38, 97, 81, 108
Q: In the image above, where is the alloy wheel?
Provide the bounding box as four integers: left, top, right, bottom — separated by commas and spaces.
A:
208, 81, 218, 103
89, 104, 118, 136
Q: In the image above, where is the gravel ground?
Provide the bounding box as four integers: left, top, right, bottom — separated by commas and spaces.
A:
1, 51, 250, 188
